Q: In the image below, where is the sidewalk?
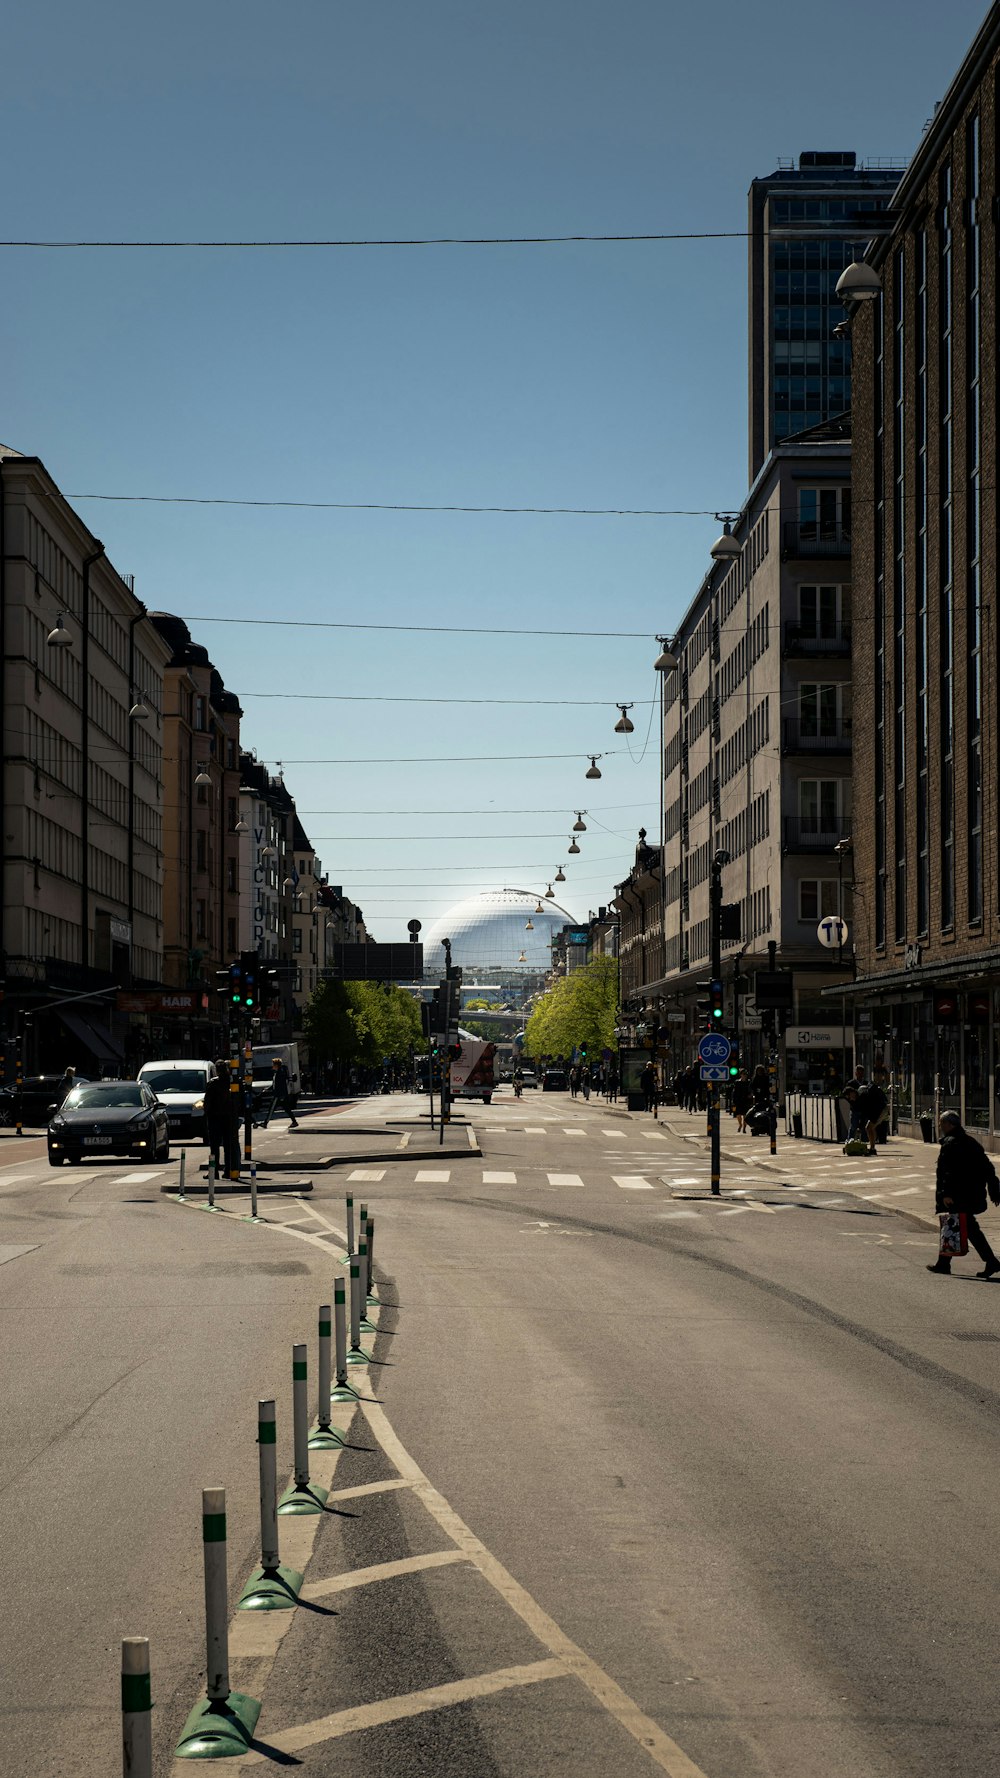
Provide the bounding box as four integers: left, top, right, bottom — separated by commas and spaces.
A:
623, 1103, 941, 1230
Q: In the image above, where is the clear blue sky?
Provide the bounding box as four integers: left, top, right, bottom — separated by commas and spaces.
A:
3, 0, 985, 938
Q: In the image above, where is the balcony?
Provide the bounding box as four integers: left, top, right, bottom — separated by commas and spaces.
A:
782, 717, 853, 755
783, 815, 853, 853
782, 620, 852, 658
781, 522, 851, 561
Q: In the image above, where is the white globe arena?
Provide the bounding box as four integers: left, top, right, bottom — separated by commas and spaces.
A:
422, 887, 577, 973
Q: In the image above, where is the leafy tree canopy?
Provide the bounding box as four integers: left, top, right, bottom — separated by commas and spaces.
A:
304, 979, 424, 1068
524, 955, 618, 1061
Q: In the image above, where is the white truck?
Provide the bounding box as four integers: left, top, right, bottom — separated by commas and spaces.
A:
251, 1043, 302, 1102
449, 1039, 497, 1105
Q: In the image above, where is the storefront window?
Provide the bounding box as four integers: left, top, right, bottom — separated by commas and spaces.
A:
914, 1001, 935, 1111
964, 992, 990, 1128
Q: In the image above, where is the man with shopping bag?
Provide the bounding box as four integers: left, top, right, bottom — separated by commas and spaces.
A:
927, 1111, 1000, 1278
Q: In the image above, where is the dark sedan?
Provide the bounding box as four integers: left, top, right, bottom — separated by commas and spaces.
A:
48, 1081, 170, 1167
0, 1075, 73, 1128
542, 1068, 569, 1092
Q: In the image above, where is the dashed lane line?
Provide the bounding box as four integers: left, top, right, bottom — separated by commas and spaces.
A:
415, 1169, 451, 1183
483, 1170, 518, 1184
348, 1168, 386, 1181
546, 1173, 585, 1187
613, 1176, 655, 1191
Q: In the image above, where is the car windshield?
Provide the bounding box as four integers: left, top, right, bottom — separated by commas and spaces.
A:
64, 1084, 144, 1110
142, 1071, 205, 1093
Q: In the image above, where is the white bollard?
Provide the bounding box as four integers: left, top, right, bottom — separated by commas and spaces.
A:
178, 1149, 186, 1201
358, 1238, 369, 1323
257, 1399, 279, 1571
121, 1637, 153, 1778
292, 1343, 309, 1491
201, 1486, 230, 1701
250, 1162, 258, 1219
208, 1156, 216, 1210
349, 1255, 361, 1351
334, 1277, 348, 1386
365, 1216, 374, 1298
345, 1193, 355, 1257
317, 1306, 332, 1431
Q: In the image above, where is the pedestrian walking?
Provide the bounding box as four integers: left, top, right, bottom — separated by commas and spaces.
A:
606, 1065, 619, 1103
927, 1111, 1000, 1278
730, 1070, 752, 1134
568, 1064, 580, 1099
580, 1063, 591, 1102
640, 1060, 657, 1114
268, 1057, 299, 1128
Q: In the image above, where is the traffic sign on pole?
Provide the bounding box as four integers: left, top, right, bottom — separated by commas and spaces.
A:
698, 1033, 731, 1064
700, 1063, 729, 1082
817, 916, 849, 949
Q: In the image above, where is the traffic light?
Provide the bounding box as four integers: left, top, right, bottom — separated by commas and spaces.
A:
242, 952, 258, 1010
710, 979, 724, 1022
695, 980, 711, 1024
579, 1044, 588, 1060
228, 960, 242, 1008
727, 1037, 741, 1078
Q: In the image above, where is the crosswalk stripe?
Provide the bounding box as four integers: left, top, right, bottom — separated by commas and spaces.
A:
641, 1132, 667, 1141
613, 1176, 655, 1191
116, 1170, 162, 1184
601, 1131, 626, 1139
348, 1168, 386, 1182
562, 1130, 586, 1138
546, 1173, 584, 1186
415, 1170, 451, 1183
483, 1171, 517, 1184
523, 1127, 546, 1134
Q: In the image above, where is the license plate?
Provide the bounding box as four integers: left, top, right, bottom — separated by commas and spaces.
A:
83, 1136, 114, 1146
168, 1118, 182, 1127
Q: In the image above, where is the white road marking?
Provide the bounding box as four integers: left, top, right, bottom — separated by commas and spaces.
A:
546, 1173, 584, 1186
523, 1127, 546, 1134
613, 1176, 655, 1191
562, 1129, 586, 1137
641, 1132, 667, 1141
396, 1133, 410, 1150
116, 1170, 162, 1184
467, 1127, 478, 1148
890, 1187, 922, 1196
415, 1169, 451, 1183
348, 1168, 386, 1182
670, 1177, 702, 1186
483, 1171, 518, 1184
304, 1548, 469, 1598
660, 1209, 701, 1219
602, 1130, 626, 1139
0, 1243, 39, 1265
718, 1207, 751, 1217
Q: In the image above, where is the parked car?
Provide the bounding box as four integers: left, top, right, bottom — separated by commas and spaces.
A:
137, 1059, 215, 1140
48, 1081, 170, 1166
542, 1068, 568, 1092
0, 1074, 76, 1128
518, 1069, 539, 1089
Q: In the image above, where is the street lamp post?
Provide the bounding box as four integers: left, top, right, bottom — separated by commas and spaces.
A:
834, 837, 854, 1087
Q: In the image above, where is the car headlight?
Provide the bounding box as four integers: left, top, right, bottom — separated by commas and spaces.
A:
50, 1117, 65, 1131
193, 1099, 204, 1112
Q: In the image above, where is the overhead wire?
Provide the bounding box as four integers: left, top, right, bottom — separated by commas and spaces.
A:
0, 229, 749, 249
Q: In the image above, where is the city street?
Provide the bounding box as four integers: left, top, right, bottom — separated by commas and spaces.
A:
3, 1088, 1000, 1776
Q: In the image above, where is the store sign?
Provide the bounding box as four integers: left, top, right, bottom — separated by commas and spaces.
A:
785, 1026, 850, 1049
934, 993, 959, 1022
117, 990, 209, 1014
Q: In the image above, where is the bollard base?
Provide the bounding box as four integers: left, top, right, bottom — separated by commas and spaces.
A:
346, 1346, 373, 1365
331, 1381, 361, 1402
359, 1316, 379, 1336
308, 1423, 345, 1451
237, 1562, 303, 1610
175, 1691, 261, 1758
277, 1480, 330, 1515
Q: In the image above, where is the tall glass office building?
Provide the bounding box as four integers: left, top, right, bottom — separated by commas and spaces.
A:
748, 152, 903, 478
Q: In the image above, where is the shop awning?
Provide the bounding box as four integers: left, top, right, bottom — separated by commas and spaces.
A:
58, 1008, 126, 1065
823, 948, 1000, 1000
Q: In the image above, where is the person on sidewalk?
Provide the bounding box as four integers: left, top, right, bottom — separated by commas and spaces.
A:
856, 1078, 888, 1154
606, 1064, 619, 1104
205, 1059, 238, 1175
640, 1060, 657, 1113
730, 1070, 752, 1134
268, 1057, 299, 1129
927, 1111, 1000, 1278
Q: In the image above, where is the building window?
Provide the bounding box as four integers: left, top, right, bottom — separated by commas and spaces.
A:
799, 683, 846, 738
194, 696, 206, 731
226, 858, 237, 893
799, 779, 845, 832
798, 584, 846, 638
196, 899, 208, 939
798, 486, 850, 543
799, 880, 841, 921
227, 917, 237, 954
196, 831, 208, 872
293, 928, 303, 953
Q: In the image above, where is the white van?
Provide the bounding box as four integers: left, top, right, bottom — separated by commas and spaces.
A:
251, 1044, 301, 1100
137, 1059, 216, 1140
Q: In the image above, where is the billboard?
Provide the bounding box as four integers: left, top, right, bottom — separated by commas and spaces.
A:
326, 943, 424, 981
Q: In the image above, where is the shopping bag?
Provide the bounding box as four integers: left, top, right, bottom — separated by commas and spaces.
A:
939, 1212, 969, 1258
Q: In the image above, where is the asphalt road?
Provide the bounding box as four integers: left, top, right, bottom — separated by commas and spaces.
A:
4, 1089, 1000, 1776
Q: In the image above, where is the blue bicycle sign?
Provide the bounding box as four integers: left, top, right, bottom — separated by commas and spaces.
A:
697, 1033, 731, 1064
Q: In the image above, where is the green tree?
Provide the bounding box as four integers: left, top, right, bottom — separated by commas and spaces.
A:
304, 979, 424, 1069
524, 956, 618, 1061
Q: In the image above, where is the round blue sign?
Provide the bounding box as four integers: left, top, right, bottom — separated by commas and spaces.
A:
698, 1033, 731, 1063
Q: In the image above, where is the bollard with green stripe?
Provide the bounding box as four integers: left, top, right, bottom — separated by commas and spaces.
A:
238, 1400, 303, 1610
278, 1344, 330, 1514
308, 1303, 344, 1450
121, 1637, 153, 1778
175, 1488, 261, 1758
